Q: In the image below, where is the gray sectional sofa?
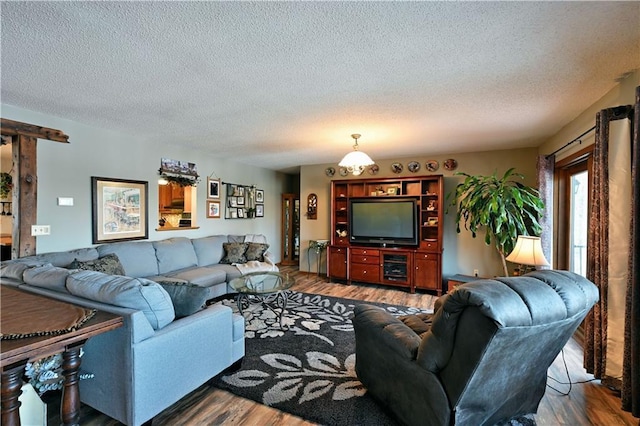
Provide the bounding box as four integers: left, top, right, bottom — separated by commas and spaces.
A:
0, 233, 277, 426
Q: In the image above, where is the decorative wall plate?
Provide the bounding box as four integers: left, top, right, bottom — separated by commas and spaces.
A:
368, 164, 379, 175
325, 167, 335, 177
408, 161, 421, 173
426, 160, 439, 172
444, 158, 458, 171
391, 162, 403, 174
339, 167, 349, 176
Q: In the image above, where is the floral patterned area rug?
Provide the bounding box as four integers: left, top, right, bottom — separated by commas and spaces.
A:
212, 291, 434, 426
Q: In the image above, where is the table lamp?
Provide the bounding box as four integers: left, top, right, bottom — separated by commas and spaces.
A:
505, 235, 550, 275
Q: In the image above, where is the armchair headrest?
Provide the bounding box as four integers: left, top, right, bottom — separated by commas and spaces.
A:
444, 270, 599, 327
417, 270, 598, 373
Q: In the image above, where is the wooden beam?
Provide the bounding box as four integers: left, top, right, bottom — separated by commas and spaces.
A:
0, 118, 69, 143
13, 135, 37, 257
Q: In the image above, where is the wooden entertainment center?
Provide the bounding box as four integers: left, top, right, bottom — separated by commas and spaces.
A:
328, 175, 444, 294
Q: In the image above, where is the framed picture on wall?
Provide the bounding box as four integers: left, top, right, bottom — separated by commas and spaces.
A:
91, 176, 148, 244
256, 189, 264, 203
206, 200, 220, 218
237, 208, 244, 218
256, 204, 264, 217
207, 178, 220, 199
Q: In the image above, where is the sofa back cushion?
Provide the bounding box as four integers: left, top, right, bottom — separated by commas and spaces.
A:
66, 270, 174, 330
97, 241, 159, 278
23, 264, 72, 293
153, 237, 198, 274
191, 235, 227, 266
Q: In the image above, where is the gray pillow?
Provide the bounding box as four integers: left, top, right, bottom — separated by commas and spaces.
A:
156, 280, 209, 318
69, 253, 126, 275
245, 243, 269, 262
220, 243, 248, 264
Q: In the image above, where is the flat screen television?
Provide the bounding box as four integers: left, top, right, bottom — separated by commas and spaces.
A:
349, 197, 419, 246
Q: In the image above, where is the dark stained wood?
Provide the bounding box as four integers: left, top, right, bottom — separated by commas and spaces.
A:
1, 288, 122, 426
0, 118, 69, 143
13, 135, 37, 257
48, 267, 638, 426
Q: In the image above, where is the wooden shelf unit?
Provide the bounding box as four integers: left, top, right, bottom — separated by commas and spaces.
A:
328, 175, 444, 294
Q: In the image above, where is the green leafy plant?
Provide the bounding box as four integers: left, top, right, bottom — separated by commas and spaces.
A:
446, 168, 544, 276
158, 170, 199, 187
0, 172, 12, 199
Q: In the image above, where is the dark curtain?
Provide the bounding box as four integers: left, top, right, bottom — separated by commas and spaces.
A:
536, 154, 554, 264
585, 109, 610, 379
622, 86, 639, 416
585, 95, 637, 417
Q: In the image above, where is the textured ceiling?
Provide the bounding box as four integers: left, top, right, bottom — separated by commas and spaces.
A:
1, 2, 639, 172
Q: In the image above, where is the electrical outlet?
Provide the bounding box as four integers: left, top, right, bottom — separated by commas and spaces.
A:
31, 225, 51, 236
473, 269, 479, 277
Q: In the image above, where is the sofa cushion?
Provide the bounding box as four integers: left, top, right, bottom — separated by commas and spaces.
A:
66, 270, 174, 330
163, 266, 228, 287
155, 279, 209, 318
97, 241, 159, 278
220, 243, 248, 264
69, 254, 126, 276
227, 235, 246, 243
191, 235, 227, 266
244, 234, 268, 244
22, 264, 72, 293
245, 243, 269, 262
0, 260, 45, 281
153, 237, 198, 274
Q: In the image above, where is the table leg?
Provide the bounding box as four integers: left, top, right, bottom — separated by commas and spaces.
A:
60, 343, 85, 426
1, 361, 27, 426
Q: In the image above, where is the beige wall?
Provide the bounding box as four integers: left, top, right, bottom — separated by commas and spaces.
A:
300, 147, 539, 280
539, 70, 639, 159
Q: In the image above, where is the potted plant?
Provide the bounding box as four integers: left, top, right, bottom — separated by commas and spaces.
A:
0, 172, 12, 199
447, 168, 544, 276
246, 207, 256, 218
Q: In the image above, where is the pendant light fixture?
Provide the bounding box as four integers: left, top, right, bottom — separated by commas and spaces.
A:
338, 134, 375, 176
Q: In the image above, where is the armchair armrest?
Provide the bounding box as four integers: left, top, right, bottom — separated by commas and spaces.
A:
352, 304, 422, 360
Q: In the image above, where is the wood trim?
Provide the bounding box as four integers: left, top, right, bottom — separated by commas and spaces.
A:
0, 118, 69, 143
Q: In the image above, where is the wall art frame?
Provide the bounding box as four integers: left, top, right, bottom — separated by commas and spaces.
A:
207, 178, 220, 199
256, 204, 264, 217
91, 176, 148, 244
207, 200, 220, 218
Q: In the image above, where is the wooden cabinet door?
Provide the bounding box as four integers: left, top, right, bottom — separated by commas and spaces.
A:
328, 246, 348, 280
414, 252, 442, 293
350, 263, 380, 283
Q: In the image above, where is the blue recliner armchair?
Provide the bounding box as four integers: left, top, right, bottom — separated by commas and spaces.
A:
352, 270, 599, 426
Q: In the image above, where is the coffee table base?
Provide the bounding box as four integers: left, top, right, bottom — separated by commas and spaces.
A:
236, 291, 289, 330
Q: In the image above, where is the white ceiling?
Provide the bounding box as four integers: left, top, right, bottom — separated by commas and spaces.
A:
1, 2, 639, 173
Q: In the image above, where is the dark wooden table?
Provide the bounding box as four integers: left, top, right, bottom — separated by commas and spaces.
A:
0, 286, 122, 426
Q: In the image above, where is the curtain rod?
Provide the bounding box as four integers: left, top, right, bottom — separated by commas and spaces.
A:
222, 181, 255, 188
545, 125, 596, 159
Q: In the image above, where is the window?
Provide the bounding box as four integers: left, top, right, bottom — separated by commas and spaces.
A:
555, 146, 593, 275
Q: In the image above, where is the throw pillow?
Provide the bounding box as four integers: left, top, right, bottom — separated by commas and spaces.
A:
156, 280, 210, 318
69, 253, 126, 275
245, 243, 269, 262
220, 242, 248, 264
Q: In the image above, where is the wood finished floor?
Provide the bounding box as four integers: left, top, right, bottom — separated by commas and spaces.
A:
48, 266, 638, 426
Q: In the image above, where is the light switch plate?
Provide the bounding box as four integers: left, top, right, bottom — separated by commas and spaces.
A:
57, 197, 74, 206
31, 225, 51, 236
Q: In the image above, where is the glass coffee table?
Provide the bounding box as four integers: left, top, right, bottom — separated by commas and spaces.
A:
229, 271, 295, 329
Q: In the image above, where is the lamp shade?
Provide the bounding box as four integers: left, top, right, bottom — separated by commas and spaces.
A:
338, 150, 375, 175
505, 236, 550, 266
338, 134, 375, 176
